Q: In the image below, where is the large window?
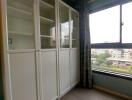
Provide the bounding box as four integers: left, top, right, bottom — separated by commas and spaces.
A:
90, 1, 132, 75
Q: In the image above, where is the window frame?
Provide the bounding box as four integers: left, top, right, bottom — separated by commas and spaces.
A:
93, 70, 132, 81
90, 5, 121, 44
90, 1, 132, 78
90, 2, 132, 49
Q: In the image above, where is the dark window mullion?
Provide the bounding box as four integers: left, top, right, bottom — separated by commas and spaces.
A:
120, 4, 122, 44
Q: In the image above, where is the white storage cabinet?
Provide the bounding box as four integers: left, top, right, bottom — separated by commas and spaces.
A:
0, 0, 80, 100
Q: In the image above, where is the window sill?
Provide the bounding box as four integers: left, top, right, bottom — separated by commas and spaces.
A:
92, 69, 132, 81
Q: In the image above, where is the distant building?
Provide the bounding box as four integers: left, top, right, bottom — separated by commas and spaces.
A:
92, 49, 132, 67
107, 49, 132, 67
107, 58, 132, 67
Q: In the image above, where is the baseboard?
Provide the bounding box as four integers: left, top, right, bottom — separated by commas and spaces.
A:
60, 86, 71, 98
93, 85, 132, 100
51, 96, 58, 100
60, 82, 79, 98
70, 81, 79, 89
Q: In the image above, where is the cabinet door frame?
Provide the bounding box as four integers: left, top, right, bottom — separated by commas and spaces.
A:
1, 0, 13, 100
69, 9, 80, 88
0, 0, 39, 100
58, 0, 80, 98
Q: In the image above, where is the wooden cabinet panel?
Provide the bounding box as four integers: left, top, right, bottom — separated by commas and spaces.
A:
9, 52, 37, 100
41, 51, 57, 100
70, 49, 80, 87
59, 50, 70, 96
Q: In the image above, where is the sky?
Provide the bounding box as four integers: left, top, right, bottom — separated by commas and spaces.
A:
89, 2, 132, 44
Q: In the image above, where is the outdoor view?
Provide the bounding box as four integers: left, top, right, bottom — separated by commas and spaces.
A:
91, 49, 132, 75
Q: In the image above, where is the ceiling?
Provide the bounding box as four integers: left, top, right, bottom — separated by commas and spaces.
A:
62, 0, 97, 11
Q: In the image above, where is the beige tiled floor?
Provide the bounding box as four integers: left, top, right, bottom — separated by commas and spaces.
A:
61, 87, 125, 100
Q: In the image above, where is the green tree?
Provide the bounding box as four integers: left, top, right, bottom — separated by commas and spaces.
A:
96, 52, 111, 67
128, 66, 132, 73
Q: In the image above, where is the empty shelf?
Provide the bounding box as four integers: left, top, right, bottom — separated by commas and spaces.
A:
40, 0, 54, 9
40, 16, 55, 24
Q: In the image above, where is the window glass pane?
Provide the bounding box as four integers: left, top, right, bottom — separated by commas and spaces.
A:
122, 2, 132, 43
40, 0, 56, 49
71, 11, 79, 40
91, 49, 132, 75
90, 6, 120, 44
60, 38, 70, 48
59, 3, 70, 48
7, 0, 35, 50
71, 11, 79, 48
41, 37, 56, 49
72, 40, 78, 48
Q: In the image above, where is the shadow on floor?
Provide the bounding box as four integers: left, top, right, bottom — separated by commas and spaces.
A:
61, 87, 125, 100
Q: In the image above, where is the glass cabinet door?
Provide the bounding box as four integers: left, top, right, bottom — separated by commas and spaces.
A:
7, 0, 35, 50
59, 3, 70, 48
40, 0, 56, 49
71, 11, 79, 48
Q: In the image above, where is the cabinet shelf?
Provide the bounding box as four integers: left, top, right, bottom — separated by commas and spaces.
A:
72, 39, 76, 40
61, 37, 70, 40
9, 31, 33, 36
40, 0, 54, 9
40, 35, 53, 38
8, 6, 32, 16
40, 16, 55, 24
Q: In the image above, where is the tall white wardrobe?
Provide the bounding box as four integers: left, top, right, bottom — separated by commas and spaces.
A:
0, 0, 80, 100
